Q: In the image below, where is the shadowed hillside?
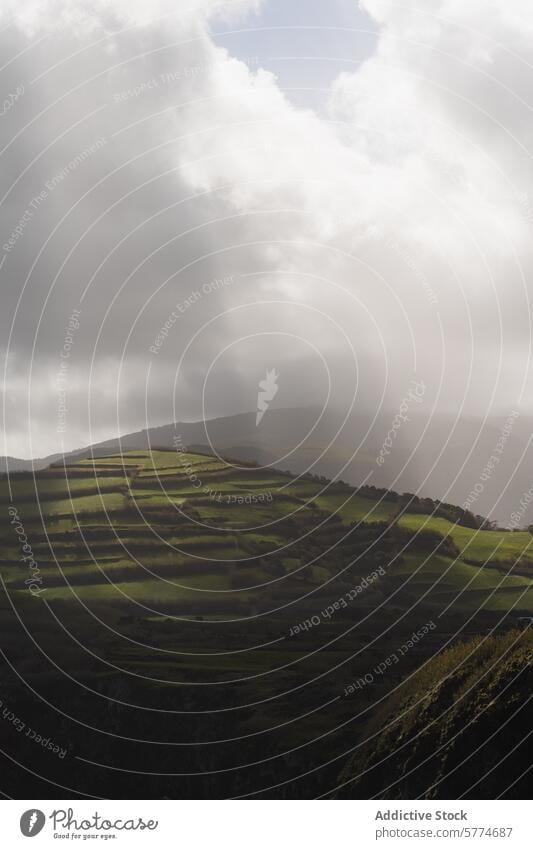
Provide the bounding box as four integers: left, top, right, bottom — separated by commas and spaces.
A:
0, 448, 531, 798
335, 630, 533, 799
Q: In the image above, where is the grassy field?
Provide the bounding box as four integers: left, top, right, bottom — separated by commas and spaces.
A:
314, 492, 396, 524
391, 552, 533, 612
398, 513, 533, 566
1, 448, 532, 799
1, 448, 531, 623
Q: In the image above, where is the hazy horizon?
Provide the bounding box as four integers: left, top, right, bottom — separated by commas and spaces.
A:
2, 0, 533, 504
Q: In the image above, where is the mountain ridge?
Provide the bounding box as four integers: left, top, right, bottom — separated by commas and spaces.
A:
3, 405, 533, 526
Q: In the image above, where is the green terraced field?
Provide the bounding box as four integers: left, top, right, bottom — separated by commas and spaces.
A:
314, 492, 396, 524
2, 448, 532, 623
391, 552, 533, 612
398, 513, 533, 566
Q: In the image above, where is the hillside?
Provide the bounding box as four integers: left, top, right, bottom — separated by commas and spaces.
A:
334, 630, 533, 799
0, 448, 531, 798
2, 448, 532, 617
5, 406, 533, 525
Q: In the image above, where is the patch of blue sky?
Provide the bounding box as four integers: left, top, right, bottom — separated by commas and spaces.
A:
209, 0, 378, 112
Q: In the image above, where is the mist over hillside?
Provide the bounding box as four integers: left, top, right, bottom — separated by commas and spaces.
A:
3, 406, 531, 527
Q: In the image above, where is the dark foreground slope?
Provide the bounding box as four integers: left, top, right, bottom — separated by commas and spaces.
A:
335, 630, 533, 799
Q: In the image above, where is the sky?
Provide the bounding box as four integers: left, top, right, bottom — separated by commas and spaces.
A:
1, 0, 533, 459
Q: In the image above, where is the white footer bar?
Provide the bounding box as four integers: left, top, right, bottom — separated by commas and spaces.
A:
1, 799, 528, 847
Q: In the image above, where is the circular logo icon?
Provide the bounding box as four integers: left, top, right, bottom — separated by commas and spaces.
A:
20, 810, 46, 837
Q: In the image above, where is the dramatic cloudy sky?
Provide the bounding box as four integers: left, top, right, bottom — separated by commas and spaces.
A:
1, 0, 533, 459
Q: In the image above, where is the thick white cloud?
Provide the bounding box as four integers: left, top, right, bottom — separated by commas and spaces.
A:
1, 0, 533, 473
